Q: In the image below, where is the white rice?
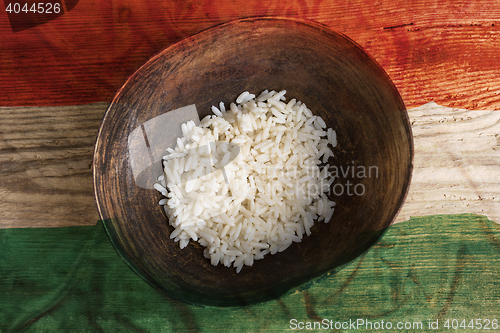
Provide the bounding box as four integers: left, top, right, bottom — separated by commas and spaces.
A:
156, 90, 337, 273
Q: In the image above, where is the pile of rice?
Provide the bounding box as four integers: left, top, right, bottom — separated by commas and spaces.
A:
154, 90, 337, 273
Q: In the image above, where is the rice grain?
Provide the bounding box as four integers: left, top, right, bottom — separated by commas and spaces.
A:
156, 90, 337, 272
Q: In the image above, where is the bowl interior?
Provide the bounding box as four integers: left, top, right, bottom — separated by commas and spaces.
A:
93, 17, 413, 306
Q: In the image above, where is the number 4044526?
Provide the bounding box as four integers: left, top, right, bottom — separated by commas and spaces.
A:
5, 3, 61, 14
443, 319, 499, 330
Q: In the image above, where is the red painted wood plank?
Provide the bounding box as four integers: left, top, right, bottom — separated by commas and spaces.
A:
2, 0, 500, 109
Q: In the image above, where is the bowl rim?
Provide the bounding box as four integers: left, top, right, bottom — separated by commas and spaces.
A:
93, 15, 414, 216
92, 16, 415, 306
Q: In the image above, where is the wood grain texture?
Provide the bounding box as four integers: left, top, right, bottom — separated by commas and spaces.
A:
0, 103, 107, 228
395, 103, 500, 223
2, 0, 500, 110
1, 102, 497, 229
1, 1, 499, 230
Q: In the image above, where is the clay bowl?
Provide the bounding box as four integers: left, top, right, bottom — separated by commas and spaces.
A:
93, 17, 413, 307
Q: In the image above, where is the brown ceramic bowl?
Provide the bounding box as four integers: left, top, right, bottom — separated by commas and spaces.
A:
93, 17, 413, 306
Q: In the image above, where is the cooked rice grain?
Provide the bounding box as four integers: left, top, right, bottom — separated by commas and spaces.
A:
156, 90, 337, 272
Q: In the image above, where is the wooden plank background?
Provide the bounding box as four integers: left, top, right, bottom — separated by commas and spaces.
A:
0, 0, 499, 228
395, 103, 499, 223
1, 102, 498, 228
2, 0, 500, 109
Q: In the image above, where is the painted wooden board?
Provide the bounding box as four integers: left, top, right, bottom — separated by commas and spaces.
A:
0, 103, 106, 228
395, 103, 500, 223
2, 0, 500, 110
0, 102, 497, 228
2, 1, 500, 228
